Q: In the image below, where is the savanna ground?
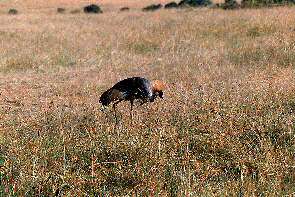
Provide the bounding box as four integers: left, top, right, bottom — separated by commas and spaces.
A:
0, 0, 295, 196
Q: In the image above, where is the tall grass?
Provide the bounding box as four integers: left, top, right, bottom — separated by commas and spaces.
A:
0, 2, 295, 196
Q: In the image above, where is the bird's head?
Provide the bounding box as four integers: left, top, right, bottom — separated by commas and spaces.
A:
151, 80, 166, 101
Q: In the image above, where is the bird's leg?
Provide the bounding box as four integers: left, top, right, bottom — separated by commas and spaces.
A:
113, 100, 122, 124
130, 99, 134, 123
113, 103, 118, 124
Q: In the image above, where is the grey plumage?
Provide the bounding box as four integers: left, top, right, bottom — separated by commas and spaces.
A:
99, 77, 165, 122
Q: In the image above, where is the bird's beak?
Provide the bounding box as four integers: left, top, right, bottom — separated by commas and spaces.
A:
159, 91, 164, 99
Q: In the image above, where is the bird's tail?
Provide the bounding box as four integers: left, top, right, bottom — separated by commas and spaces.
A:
99, 89, 112, 106
99, 88, 125, 106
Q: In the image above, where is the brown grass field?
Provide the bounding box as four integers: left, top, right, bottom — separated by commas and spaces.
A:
0, 0, 295, 196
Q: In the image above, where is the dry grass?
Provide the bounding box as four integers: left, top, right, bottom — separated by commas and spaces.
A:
0, 1, 295, 196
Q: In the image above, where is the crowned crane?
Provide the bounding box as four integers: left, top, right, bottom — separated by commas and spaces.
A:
99, 77, 166, 122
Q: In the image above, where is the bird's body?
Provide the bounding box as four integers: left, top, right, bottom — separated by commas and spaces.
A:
99, 77, 165, 122
100, 77, 153, 106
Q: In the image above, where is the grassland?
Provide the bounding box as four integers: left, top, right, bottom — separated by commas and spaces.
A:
0, 1, 295, 196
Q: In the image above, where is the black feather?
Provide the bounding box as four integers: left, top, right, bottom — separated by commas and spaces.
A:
99, 77, 154, 106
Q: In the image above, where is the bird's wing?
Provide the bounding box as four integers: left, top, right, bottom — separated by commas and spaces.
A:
136, 84, 153, 100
